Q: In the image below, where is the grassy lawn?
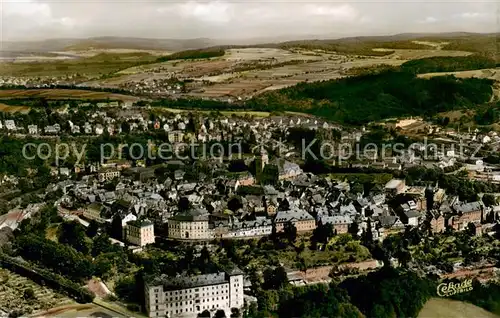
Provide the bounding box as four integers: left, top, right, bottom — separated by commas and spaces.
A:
418, 298, 500, 318
230, 234, 371, 271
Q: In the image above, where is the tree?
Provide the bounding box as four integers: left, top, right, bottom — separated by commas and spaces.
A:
178, 197, 190, 212
198, 310, 211, 318
362, 219, 373, 246
58, 221, 89, 254
230, 308, 241, 318
482, 194, 497, 207
348, 222, 360, 239
86, 220, 99, 238
262, 266, 288, 290
466, 222, 477, 237
283, 221, 297, 245
213, 309, 226, 318
312, 222, 334, 246
121, 121, 131, 134
23, 288, 36, 300
92, 233, 115, 257
110, 214, 123, 241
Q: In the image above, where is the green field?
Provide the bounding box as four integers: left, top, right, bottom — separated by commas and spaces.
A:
418, 298, 499, 318
0, 89, 138, 103
0, 53, 157, 77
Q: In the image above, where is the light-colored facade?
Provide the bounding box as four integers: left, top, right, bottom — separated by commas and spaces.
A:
168, 209, 213, 240
126, 219, 155, 247
98, 169, 121, 182
275, 209, 316, 233
145, 269, 244, 318
83, 203, 108, 223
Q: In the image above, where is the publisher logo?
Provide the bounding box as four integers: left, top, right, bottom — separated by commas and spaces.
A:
437, 279, 473, 297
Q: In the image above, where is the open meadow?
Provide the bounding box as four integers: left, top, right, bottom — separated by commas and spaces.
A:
418, 298, 499, 318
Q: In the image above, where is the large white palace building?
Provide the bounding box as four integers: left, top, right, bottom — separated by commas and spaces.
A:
144, 268, 244, 318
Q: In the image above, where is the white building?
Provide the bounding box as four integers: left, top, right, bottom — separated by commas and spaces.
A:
98, 168, 120, 182
168, 208, 212, 240
125, 219, 155, 247
28, 125, 38, 135
144, 268, 244, 318
4, 120, 16, 131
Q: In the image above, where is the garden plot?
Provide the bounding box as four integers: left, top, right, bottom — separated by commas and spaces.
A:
0, 268, 73, 316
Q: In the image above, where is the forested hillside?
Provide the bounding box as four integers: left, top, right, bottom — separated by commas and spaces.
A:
401, 55, 497, 74
248, 70, 493, 124
155, 48, 225, 62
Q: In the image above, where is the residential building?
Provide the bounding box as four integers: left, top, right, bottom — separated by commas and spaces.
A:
4, 120, 16, 131
98, 168, 121, 182
274, 209, 316, 233
144, 268, 244, 318
126, 219, 155, 247
168, 131, 185, 144
450, 201, 483, 231
168, 208, 213, 240
429, 211, 446, 233
28, 125, 38, 135
321, 215, 352, 234
384, 179, 406, 196
44, 125, 59, 134
83, 203, 108, 223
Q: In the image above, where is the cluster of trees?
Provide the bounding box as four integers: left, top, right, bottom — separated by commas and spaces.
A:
274, 283, 363, 318
155, 48, 225, 63
404, 166, 500, 202
15, 234, 95, 281
277, 39, 430, 56
249, 70, 493, 124
247, 267, 434, 318
474, 103, 500, 126
401, 55, 496, 74
340, 267, 436, 317
146, 70, 494, 127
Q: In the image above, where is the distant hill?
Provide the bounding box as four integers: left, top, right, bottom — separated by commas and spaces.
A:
1, 32, 498, 57
0, 37, 220, 53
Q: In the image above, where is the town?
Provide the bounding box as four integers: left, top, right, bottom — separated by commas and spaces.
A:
1, 97, 500, 317
1, 8, 500, 317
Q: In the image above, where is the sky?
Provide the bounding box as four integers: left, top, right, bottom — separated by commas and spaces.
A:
0, 0, 498, 41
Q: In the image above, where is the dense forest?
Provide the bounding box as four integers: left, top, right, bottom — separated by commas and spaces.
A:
146, 69, 494, 125
340, 267, 436, 318
401, 55, 497, 74
277, 39, 430, 56
155, 48, 225, 63
248, 70, 493, 124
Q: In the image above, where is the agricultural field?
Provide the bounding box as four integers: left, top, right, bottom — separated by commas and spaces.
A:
98, 43, 472, 99
0, 52, 159, 77
0, 103, 31, 114
0, 89, 139, 103
1, 37, 495, 102
0, 268, 73, 316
